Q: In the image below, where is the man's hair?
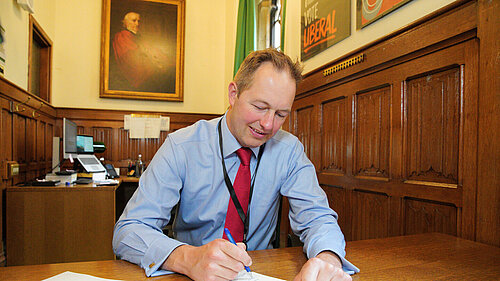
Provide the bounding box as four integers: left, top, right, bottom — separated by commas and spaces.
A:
233, 48, 303, 96
122, 12, 139, 29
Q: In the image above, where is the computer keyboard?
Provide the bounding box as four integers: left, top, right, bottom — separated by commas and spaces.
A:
79, 158, 100, 165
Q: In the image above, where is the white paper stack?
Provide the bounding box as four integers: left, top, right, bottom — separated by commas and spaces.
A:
45, 173, 77, 184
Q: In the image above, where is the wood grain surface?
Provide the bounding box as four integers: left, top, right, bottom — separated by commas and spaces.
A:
0, 233, 498, 280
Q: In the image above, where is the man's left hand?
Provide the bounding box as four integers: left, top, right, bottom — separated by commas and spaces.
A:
293, 251, 351, 281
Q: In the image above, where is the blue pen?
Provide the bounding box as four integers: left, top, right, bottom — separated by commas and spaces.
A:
224, 228, 251, 272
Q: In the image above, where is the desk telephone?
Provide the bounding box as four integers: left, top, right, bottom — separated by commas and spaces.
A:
104, 164, 119, 179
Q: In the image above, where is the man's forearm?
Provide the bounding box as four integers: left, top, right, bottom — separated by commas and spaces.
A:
162, 244, 192, 274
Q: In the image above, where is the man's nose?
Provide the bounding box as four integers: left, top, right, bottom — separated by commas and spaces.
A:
260, 112, 274, 131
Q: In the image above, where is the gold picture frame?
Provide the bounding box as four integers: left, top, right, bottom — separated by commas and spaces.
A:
100, 0, 185, 101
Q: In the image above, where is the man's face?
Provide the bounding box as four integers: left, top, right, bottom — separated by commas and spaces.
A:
124, 13, 140, 34
226, 62, 296, 148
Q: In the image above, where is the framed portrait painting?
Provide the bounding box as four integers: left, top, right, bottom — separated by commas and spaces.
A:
100, 0, 185, 101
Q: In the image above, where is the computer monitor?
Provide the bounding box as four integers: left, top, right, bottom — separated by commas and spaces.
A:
76, 135, 94, 154
63, 118, 77, 159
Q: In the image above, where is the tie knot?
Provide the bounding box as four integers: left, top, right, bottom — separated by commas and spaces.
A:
236, 147, 252, 166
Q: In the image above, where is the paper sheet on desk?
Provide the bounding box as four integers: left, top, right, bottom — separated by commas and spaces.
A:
233, 271, 285, 281
94, 179, 119, 186
43, 271, 121, 281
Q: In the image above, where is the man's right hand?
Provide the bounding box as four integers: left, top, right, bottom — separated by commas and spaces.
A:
162, 239, 252, 281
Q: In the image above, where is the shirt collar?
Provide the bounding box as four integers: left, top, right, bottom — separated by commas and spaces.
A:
220, 113, 259, 159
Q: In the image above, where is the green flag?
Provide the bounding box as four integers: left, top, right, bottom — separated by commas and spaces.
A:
234, 0, 256, 77
280, 0, 287, 51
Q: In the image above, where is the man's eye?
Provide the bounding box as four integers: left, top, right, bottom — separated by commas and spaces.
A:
253, 105, 264, 110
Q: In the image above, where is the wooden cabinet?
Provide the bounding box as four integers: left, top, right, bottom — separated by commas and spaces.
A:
6, 185, 116, 266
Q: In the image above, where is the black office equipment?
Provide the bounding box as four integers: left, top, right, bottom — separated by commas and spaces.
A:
105, 164, 119, 179
56, 170, 75, 175
31, 180, 60, 186
74, 178, 93, 185
63, 118, 77, 160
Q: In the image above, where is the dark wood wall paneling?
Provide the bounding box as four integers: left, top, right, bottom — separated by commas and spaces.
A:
55, 108, 219, 174
0, 77, 57, 265
0, 77, 219, 266
476, 0, 500, 247
283, 0, 499, 246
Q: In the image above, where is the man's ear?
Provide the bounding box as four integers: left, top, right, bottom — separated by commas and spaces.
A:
228, 82, 238, 107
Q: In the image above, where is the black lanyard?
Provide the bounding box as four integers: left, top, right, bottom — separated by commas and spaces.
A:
218, 119, 265, 243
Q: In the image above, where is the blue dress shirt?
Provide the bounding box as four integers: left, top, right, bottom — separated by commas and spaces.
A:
113, 114, 359, 277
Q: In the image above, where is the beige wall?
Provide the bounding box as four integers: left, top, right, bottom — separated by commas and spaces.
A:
51, 0, 234, 114
1, 0, 458, 114
284, 0, 457, 74
0, 0, 56, 89
1, 0, 235, 115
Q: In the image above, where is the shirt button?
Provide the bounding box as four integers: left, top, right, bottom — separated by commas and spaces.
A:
149, 262, 155, 268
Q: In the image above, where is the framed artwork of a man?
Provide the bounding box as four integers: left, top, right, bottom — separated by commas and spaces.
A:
100, 0, 185, 101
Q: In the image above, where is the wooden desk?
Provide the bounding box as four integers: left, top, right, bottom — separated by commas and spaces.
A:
119, 176, 140, 183
6, 183, 118, 266
0, 233, 498, 280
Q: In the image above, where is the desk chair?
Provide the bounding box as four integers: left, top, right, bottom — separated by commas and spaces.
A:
162, 205, 178, 238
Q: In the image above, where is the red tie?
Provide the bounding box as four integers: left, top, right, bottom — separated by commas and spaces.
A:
223, 147, 252, 242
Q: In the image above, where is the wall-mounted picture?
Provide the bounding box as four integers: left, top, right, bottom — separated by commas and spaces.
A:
100, 0, 185, 101
357, 0, 412, 29
301, 0, 350, 61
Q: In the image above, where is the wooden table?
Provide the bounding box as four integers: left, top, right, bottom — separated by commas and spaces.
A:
0, 233, 498, 280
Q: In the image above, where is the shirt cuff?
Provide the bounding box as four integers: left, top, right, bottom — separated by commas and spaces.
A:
328, 251, 360, 275
309, 246, 360, 275
141, 237, 186, 277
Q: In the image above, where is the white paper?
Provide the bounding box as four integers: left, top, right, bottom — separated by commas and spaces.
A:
129, 117, 161, 139
43, 270, 283, 281
233, 271, 285, 281
43, 271, 121, 281
160, 116, 170, 131
123, 115, 131, 130
124, 115, 168, 137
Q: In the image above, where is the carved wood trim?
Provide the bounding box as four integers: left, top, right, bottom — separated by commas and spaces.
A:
353, 86, 391, 179
320, 97, 347, 174
403, 66, 461, 185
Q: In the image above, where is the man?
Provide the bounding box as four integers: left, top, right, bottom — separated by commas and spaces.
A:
113, 48, 359, 280
111, 12, 171, 92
